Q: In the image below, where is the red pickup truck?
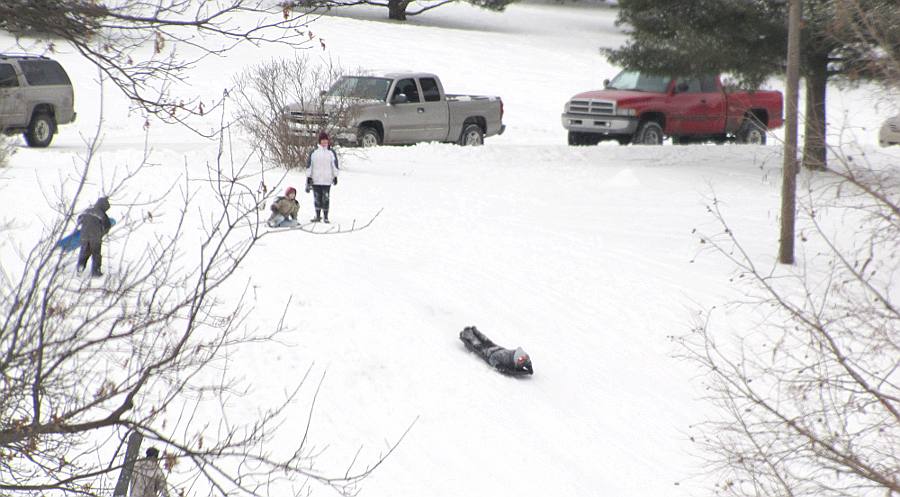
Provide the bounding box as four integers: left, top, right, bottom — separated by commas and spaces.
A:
561, 71, 783, 146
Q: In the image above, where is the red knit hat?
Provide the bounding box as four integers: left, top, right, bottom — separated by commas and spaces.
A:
285, 187, 297, 196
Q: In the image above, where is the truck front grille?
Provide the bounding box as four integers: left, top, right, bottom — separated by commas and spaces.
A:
567, 99, 615, 116
288, 111, 329, 125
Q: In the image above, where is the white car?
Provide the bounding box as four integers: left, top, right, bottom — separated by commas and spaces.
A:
879, 114, 900, 147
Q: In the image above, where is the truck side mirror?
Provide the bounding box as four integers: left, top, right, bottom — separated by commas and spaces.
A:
391, 93, 408, 104
603, 79, 610, 88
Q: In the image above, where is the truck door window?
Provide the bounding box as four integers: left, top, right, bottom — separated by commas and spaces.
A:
700, 76, 719, 93
392, 78, 421, 103
0, 64, 18, 87
419, 78, 441, 102
674, 78, 702, 93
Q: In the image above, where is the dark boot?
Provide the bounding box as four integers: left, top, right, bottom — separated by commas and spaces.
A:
323, 209, 330, 224
310, 209, 321, 222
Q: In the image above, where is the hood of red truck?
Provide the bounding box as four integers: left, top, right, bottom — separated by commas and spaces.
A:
569, 89, 661, 105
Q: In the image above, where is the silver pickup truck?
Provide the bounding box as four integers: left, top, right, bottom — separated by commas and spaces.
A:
285, 72, 505, 146
0, 54, 76, 147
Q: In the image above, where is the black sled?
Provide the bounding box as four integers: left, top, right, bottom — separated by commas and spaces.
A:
459, 326, 533, 376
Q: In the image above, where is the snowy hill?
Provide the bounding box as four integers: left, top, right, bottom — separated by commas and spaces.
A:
2, 3, 899, 497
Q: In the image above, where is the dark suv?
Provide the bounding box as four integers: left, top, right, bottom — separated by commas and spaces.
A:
0, 54, 76, 147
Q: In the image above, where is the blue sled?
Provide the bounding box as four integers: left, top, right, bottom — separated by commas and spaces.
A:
57, 218, 116, 252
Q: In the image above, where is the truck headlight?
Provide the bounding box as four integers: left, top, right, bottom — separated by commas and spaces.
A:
616, 108, 636, 117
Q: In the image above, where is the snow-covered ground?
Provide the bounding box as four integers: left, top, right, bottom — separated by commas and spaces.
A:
2, 3, 899, 497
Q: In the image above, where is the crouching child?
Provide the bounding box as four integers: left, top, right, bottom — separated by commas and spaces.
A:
267, 187, 300, 228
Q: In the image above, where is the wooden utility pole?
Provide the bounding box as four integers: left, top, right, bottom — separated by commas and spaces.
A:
779, 0, 802, 264
112, 431, 144, 497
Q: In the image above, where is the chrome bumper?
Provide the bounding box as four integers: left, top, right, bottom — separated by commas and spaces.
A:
561, 113, 638, 135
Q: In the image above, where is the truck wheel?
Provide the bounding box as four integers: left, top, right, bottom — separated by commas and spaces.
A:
24, 113, 55, 148
737, 119, 767, 144
459, 123, 484, 146
358, 126, 381, 147
636, 121, 663, 145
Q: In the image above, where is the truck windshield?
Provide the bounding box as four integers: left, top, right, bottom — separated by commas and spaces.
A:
606, 71, 670, 93
326, 77, 392, 101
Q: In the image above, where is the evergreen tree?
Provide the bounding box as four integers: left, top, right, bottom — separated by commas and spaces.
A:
607, 0, 900, 170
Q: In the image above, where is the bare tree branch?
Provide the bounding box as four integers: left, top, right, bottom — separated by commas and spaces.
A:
1, 75, 401, 497
0, 0, 327, 135
681, 153, 900, 497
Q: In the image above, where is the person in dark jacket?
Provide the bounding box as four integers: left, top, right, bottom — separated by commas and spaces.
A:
460, 326, 533, 375
306, 131, 339, 223
76, 196, 112, 277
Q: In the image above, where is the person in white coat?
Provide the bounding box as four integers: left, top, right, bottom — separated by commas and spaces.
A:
130, 447, 169, 497
305, 131, 339, 223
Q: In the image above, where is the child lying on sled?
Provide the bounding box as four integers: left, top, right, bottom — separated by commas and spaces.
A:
460, 326, 534, 375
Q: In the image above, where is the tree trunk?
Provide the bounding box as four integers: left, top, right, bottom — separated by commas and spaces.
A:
802, 52, 828, 171
388, 0, 409, 20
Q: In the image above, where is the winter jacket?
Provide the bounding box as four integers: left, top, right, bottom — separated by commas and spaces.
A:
130, 459, 169, 497
306, 146, 339, 186
77, 197, 112, 243
270, 196, 299, 220
459, 326, 533, 375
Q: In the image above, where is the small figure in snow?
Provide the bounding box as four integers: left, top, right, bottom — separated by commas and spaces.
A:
267, 186, 300, 227
459, 326, 533, 375
76, 196, 113, 277
306, 131, 339, 223
130, 447, 170, 497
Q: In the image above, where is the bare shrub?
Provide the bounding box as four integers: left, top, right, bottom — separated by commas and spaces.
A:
0, 100, 401, 497
680, 149, 900, 497
679, 17, 900, 496
231, 56, 358, 170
